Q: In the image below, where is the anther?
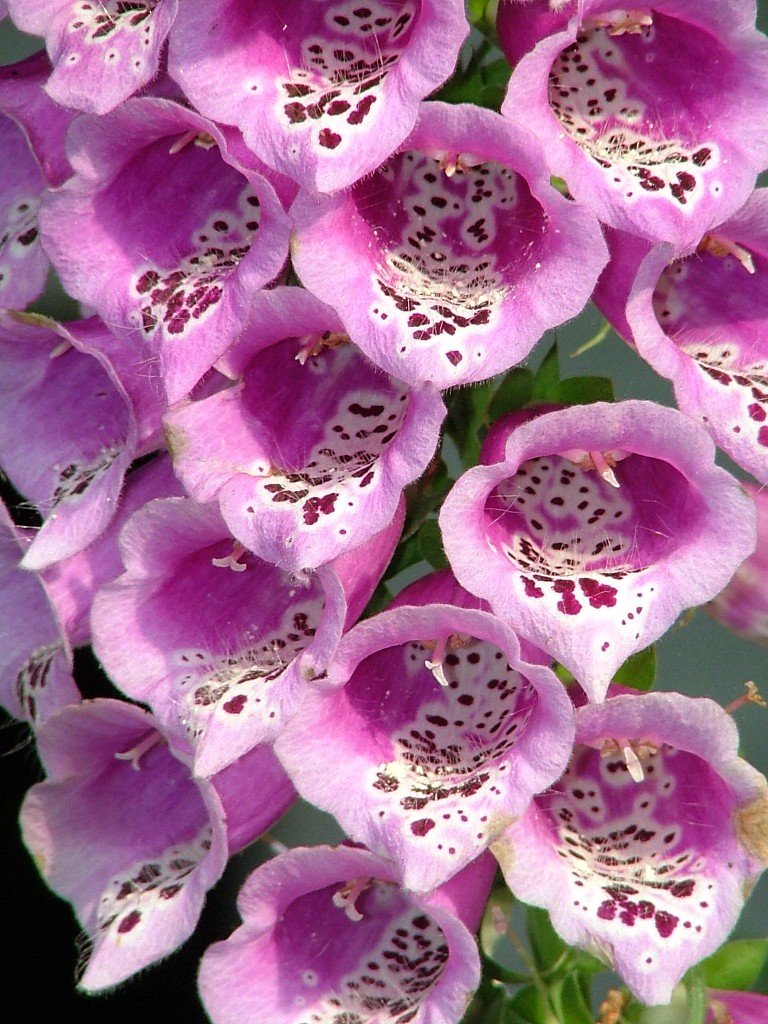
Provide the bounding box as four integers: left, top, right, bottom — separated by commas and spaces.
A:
168, 131, 217, 156
587, 9, 653, 36
725, 680, 766, 715
211, 540, 248, 572
115, 730, 164, 770
698, 233, 756, 274
295, 331, 349, 365
332, 878, 371, 922
560, 448, 629, 487
49, 340, 73, 359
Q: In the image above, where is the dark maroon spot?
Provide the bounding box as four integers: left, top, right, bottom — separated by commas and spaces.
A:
223, 694, 247, 715
411, 818, 435, 837
318, 128, 342, 149
446, 350, 463, 366
654, 910, 678, 938
579, 577, 617, 609
117, 910, 141, 934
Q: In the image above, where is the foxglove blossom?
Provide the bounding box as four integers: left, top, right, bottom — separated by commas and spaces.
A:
707, 482, 768, 646
91, 496, 404, 776
440, 401, 756, 701
40, 97, 292, 403
166, 287, 445, 572
275, 570, 574, 893
41, 454, 182, 648
292, 101, 607, 390
0, 498, 79, 724
0, 312, 137, 569
499, 0, 768, 250
596, 192, 768, 485
6, 0, 179, 115
168, 0, 469, 194
21, 698, 295, 991
198, 844, 493, 1024
493, 692, 768, 1005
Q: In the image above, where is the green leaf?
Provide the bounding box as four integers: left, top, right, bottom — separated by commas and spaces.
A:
402, 457, 453, 540
525, 906, 567, 974
702, 938, 768, 991
418, 519, 449, 570
384, 532, 422, 579
550, 975, 594, 1024
488, 367, 534, 421
509, 983, 551, 1023
445, 379, 496, 466
613, 645, 656, 692
531, 343, 561, 402
556, 375, 615, 405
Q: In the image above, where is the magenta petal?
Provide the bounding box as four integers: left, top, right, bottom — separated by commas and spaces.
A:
39, 97, 292, 403
440, 401, 757, 701
501, 0, 768, 250
91, 496, 402, 775
21, 699, 227, 991
292, 100, 607, 389
0, 498, 79, 725
0, 51, 74, 186
493, 691, 768, 1005
0, 115, 48, 309
275, 572, 574, 893
168, 0, 469, 193
6, 0, 180, 115
0, 312, 136, 569
708, 990, 768, 1024
198, 844, 487, 1024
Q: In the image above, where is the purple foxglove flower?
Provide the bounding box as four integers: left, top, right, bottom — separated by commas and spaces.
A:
0, 498, 79, 724
6, 0, 179, 115
493, 691, 768, 1006
440, 400, 756, 702
0, 114, 49, 310
0, 51, 74, 187
39, 97, 292, 404
707, 481, 768, 646
597, 190, 768, 485
292, 100, 608, 390
0, 312, 137, 570
41, 454, 183, 649
198, 843, 493, 1024
21, 698, 294, 991
708, 990, 768, 1024
166, 287, 445, 572
91, 496, 403, 777
168, 0, 469, 194
275, 569, 574, 893
499, 0, 768, 250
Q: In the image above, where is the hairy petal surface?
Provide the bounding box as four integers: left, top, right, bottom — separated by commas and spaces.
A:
6, 0, 179, 114
292, 101, 607, 389
493, 692, 768, 1005
440, 401, 756, 701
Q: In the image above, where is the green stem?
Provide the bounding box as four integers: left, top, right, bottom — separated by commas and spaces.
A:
571, 319, 612, 357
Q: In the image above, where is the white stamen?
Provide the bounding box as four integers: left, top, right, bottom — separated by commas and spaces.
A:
590, 450, 621, 489
698, 233, 756, 274
168, 130, 197, 155
49, 340, 72, 359
115, 730, 164, 770
332, 878, 370, 922
424, 636, 449, 687
621, 740, 645, 782
212, 541, 248, 572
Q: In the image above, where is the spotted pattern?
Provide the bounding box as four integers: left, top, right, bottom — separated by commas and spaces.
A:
485, 453, 691, 650
288, 884, 448, 1024
272, 1, 418, 155
366, 151, 537, 371
50, 445, 122, 508
250, 377, 408, 537
653, 257, 768, 453
539, 742, 735, 975
133, 187, 259, 339
0, 196, 41, 296
172, 601, 321, 743
15, 643, 59, 722
96, 824, 212, 939
64, 1, 159, 74
369, 638, 537, 856
548, 19, 720, 208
